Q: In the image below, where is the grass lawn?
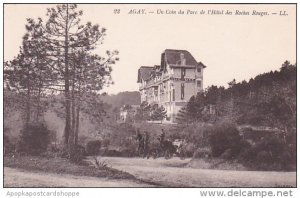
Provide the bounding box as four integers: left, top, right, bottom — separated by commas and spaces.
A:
4, 155, 135, 180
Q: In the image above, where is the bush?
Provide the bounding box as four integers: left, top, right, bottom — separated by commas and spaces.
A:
18, 122, 51, 155
104, 123, 136, 152
193, 147, 211, 159
99, 148, 137, 157
102, 139, 110, 148
237, 141, 253, 162
119, 148, 136, 157
69, 144, 86, 163
173, 123, 210, 148
101, 149, 122, 157
238, 135, 296, 171
77, 144, 87, 156
86, 140, 101, 156
220, 149, 233, 159
4, 134, 15, 155
256, 151, 272, 164
183, 143, 197, 158
208, 123, 242, 157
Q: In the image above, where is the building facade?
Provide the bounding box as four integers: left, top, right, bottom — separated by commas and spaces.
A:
137, 49, 206, 122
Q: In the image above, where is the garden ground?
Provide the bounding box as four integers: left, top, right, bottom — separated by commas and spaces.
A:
4, 156, 296, 187
4, 167, 153, 187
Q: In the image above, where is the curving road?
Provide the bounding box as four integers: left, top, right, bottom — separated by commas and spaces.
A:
4, 157, 296, 187
97, 157, 296, 187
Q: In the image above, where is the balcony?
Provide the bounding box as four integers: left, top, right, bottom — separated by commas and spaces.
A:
145, 75, 170, 89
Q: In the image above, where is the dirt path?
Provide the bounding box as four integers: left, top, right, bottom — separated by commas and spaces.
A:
97, 157, 296, 187
4, 167, 154, 187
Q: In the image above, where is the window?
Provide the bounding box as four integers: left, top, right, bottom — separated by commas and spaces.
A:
173, 89, 175, 101
197, 80, 201, 87
181, 83, 185, 99
197, 67, 201, 73
154, 87, 158, 96
181, 68, 185, 80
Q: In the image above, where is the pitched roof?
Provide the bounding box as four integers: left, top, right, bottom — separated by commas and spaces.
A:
137, 49, 206, 83
137, 66, 153, 83
164, 49, 198, 66
198, 61, 207, 68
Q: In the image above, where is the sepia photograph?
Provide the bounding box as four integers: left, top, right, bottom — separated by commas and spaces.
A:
2, 3, 297, 189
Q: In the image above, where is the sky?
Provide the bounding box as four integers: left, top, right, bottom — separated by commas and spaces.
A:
4, 4, 296, 94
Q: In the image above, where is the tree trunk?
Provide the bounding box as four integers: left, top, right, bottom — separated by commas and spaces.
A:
75, 101, 80, 145
36, 57, 42, 122
25, 64, 31, 124
26, 87, 31, 124
64, 5, 71, 146
69, 79, 75, 145
36, 85, 41, 122
74, 65, 82, 145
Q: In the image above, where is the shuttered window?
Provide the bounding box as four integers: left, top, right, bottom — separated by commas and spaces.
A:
181, 83, 185, 99
181, 68, 185, 80
197, 67, 201, 73
197, 80, 201, 87
173, 89, 175, 101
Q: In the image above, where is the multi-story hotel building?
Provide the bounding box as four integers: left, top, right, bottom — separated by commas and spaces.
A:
137, 49, 206, 122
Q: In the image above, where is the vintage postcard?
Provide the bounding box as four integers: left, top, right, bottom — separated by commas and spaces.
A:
2, 2, 297, 193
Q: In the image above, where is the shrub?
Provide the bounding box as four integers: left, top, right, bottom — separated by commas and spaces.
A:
77, 144, 87, 156
101, 149, 122, 157
105, 123, 136, 151
4, 134, 15, 155
120, 137, 138, 157
69, 144, 86, 163
93, 156, 110, 170
220, 149, 233, 159
120, 148, 136, 157
208, 123, 242, 157
238, 135, 296, 171
102, 139, 110, 148
256, 151, 272, 164
18, 122, 51, 155
86, 140, 101, 156
237, 141, 254, 162
193, 147, 211, 159
183, 143, 197, 158
253, 136, 289, 167
175, 123, 210, 148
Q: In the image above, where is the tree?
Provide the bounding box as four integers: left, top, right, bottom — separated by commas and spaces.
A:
41, 4, 114, 147
208, 123, 242, 157
4, 4, 119, 160
228, 78, 236, 88
186, 92, 206, 122
184, 61, 296, 129
135, 101, 151, 121
4, 18, 49, 123
70, 51, 118, 145
151, 105, 167, 123
176, 106, 189, 125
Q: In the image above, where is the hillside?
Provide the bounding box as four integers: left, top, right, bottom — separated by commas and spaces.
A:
100, 91, 141, 108
184, 61, 296, 131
